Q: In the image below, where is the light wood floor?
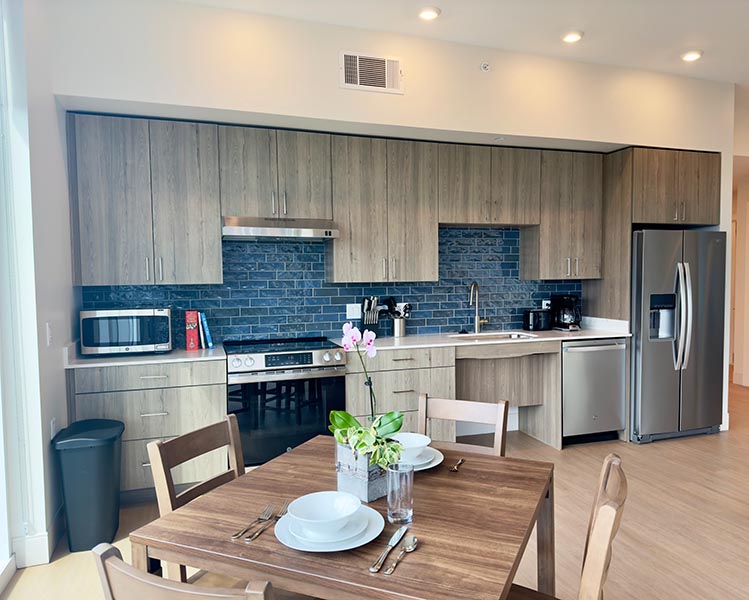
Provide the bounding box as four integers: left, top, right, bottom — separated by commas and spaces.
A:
4, 384, 749, 600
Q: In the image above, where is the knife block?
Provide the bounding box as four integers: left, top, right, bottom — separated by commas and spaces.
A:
359, 318, 380, 337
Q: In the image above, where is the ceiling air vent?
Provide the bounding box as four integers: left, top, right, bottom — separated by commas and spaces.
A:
340, 51, 404, 94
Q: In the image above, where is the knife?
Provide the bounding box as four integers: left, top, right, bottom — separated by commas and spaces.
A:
369, 525, 409, 573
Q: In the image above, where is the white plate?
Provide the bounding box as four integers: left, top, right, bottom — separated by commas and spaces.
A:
275, 505, 384, 553
288, 511, 368, 543
399, 449, 432, 468
412, 447, 444, 472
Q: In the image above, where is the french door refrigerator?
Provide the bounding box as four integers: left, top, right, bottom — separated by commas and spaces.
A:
631, 230, 725, 443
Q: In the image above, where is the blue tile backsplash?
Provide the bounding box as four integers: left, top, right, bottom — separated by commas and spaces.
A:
81, 227, 581, 347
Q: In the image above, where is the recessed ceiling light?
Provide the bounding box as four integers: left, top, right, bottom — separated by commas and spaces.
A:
681, 50, 703, 62
562, 31, 584, 44
419, 7, 441, 21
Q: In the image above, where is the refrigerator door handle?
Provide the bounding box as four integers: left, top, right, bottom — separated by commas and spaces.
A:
682, 262, 694, 370
674, 262, 687, 371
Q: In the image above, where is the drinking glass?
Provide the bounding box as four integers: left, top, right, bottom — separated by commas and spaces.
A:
387, 463, 414, 524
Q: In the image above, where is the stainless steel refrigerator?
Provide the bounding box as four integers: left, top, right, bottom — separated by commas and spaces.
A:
631, 230, 725, 443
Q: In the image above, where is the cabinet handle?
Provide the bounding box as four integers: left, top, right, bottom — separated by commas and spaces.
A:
139, 374, 168, 380
283, 191, 288, 216
575, 257, 579, 277
271, 191, 276, 215
141, 462, 151, 468
391, 357, 414, 362
391, 258, 397, 279
392, 389, 415, 394
382, 258, 387, 279
158, 256, 164, 282
566, 257, 571, 277
139, 411, 169, 418
674, 204, 679, 221
681, 201, 686, 221
145, 257, 150, 281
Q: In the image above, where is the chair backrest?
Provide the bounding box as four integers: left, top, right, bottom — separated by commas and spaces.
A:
147, 414, 244, 516
577, 454, 628, 600
417, 393, 509, 456
93, 544, 274, 599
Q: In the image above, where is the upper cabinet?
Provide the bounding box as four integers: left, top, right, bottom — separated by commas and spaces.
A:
70, 114, 154, 286
70, 114, 222, 286
327, 136, 389, 283
149, 121, 222, 284
520, 151, 602, 280
632, 148, 720, 225
218, 126, 332, 220
387, 140, 439, 282
327, 137, 438, 283
437, 145, 540, 225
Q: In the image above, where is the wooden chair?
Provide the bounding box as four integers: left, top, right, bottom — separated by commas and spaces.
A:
93, 543, 275, 599
417, 393, 510, 456
508, 454, 628, 600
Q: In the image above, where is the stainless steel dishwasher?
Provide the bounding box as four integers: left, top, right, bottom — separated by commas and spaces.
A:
562, 339, 627, 438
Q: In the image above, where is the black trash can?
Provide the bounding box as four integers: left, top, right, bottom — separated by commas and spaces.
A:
53, 419, 125, 551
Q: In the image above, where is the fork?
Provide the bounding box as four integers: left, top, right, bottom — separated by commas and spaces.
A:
245, 500, 290, 542
231, 504, 274, 540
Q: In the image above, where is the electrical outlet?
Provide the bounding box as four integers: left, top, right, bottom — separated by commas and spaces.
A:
50, 417, 58, 440
45, 322, 53, 347
542, 300, 551, 309
346, 303, 362, 319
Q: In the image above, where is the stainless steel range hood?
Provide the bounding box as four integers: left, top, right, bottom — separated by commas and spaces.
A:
222, 217, 339, 241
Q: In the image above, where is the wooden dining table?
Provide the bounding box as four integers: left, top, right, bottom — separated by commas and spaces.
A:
130, 436, 555, 600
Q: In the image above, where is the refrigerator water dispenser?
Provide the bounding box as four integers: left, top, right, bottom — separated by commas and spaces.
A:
649, 294, 676, 340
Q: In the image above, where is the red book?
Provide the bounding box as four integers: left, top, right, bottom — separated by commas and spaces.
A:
185, 311, 200, 351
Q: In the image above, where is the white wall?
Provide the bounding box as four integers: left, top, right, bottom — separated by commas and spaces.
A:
734, 85, 749, 158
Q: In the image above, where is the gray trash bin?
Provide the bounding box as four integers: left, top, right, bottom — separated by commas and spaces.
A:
53, 419, 125, 551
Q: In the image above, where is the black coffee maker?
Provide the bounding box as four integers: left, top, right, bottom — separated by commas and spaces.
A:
550, 294, 582, 331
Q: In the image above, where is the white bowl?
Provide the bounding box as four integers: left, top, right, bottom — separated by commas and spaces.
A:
286, 491, 361, 538
392, 432, 431, 464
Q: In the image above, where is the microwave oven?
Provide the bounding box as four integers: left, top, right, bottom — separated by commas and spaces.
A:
80, 308, 172, 355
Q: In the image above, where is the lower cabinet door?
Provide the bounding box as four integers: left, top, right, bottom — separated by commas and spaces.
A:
122, 437, 227, 491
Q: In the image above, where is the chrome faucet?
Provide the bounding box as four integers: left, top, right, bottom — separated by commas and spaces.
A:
468, 281, 489, 334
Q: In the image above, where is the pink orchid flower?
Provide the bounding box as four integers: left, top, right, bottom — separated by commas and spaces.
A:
341, 322, 362, 351
362, 329, 377, 358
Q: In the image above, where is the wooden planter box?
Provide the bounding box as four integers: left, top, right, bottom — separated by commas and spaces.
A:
335, 442, 387, 503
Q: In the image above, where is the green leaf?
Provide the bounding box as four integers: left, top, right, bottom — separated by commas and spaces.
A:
373, 411, 404, 438
329, 410, 361, 432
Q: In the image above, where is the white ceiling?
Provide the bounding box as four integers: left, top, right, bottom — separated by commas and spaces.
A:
182, 0, 749, 85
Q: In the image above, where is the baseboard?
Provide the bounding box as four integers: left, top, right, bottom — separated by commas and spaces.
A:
12, 532, 50, 568
0, 555, 16, 595
47, 504, 65, 558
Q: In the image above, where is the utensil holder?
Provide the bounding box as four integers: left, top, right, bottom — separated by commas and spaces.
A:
393, 318, 406, 338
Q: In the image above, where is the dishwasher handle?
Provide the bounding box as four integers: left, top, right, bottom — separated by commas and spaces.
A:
564, 344, 626, 353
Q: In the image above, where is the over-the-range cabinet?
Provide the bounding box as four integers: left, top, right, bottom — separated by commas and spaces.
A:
631, 229, 725, 443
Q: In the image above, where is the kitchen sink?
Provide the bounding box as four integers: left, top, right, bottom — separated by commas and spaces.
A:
447, 331, 538, 341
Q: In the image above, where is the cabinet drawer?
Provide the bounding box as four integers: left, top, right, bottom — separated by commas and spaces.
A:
346, 347, 454, 374
121, 437, 226, 491
74, 360, 225, 393
75, 384, 226, 441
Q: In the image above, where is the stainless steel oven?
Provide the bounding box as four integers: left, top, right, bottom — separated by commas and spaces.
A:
225, 338, 346, 465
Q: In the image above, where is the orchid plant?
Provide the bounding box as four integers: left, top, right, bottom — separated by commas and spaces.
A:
329, 322, 404, 469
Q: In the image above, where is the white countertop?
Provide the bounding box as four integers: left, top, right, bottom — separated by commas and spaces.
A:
340, 329, 630, 351
64, 343, 226, 369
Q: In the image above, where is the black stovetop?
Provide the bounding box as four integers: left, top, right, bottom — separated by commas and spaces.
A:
223, 336, 338, 355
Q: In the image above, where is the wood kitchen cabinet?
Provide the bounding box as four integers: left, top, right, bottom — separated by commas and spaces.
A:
520, 150, 602, 280
327, 136, 389, 282
68, 356, 226, 493
69, 114, 222, 286
387, 140, 439, 282
437, 145, 540, 225
632, 147, 720, 225
149, 120, 222, 284
70, 114, 154, 285
328, 138, 439, 283
219, 126, 332, 220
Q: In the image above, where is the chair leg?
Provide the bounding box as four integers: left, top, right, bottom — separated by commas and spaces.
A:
163, 561, 188, 582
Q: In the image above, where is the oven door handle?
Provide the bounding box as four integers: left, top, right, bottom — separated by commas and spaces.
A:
228, 366, 346, 385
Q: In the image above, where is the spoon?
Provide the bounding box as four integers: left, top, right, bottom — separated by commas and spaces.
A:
450, 458, 465, 472
384, 535, 418, 575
